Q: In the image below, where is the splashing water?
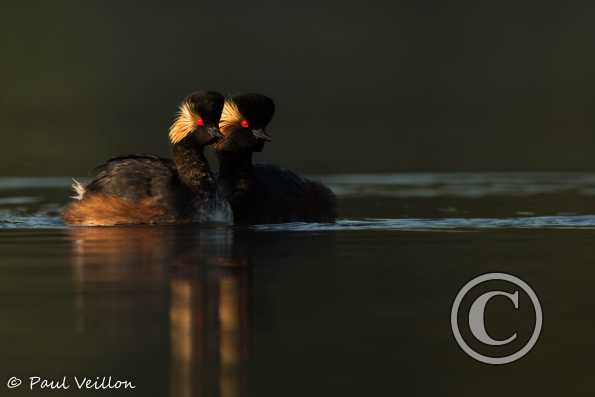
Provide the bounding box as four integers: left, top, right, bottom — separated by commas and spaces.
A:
196, 192, 234, 225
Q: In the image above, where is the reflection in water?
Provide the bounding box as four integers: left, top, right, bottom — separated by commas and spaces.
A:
68, 226, 250, 397
170, 259, 249, 397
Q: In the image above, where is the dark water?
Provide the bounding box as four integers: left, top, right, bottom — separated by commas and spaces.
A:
1, 174, 595, 396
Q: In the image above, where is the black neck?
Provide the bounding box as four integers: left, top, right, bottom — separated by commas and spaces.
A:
217, 151, 254, 200
172, 137, 215, 196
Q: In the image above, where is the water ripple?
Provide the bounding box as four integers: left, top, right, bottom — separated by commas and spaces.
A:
5, 212, 595, 232
0, 177, 76, 190
320, 173, 595, 198
2, 175, 595, 231
0, 212, 64, 229
251, 216, 595, 232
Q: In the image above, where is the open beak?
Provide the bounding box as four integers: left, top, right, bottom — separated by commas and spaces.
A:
207, 126, 224, 142
252, 128, 271, 142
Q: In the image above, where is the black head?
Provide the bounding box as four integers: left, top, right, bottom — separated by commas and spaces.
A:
185, 91, 225, 126
215, 93, 275, 153
233, 93, 275, 132
169, 90, 225, 146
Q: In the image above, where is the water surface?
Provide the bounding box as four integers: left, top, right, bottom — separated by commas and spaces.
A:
1, 174, 594, 396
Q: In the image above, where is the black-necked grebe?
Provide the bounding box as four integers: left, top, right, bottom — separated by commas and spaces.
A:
215, 93, 337, 224
63, 91, 227, 226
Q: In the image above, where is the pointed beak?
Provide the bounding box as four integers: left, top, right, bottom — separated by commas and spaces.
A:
252, 128, 271, 142
207, 126, 224, 141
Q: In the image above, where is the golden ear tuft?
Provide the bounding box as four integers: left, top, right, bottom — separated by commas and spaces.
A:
169, 101, 196, 144
219, 99, 243, 135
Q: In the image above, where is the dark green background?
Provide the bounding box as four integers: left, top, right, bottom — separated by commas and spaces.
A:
2, 1, 595, 176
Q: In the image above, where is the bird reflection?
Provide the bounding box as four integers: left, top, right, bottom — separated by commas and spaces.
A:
169, 253, 250, 397
68, 225, 250, 397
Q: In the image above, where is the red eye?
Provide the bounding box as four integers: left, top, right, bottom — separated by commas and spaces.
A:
241, 119, 249, 128
196, 117, 204, 126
